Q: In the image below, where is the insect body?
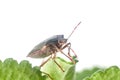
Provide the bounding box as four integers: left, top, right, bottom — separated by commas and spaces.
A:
27, 22, 81, 72
27, 35, 67, 58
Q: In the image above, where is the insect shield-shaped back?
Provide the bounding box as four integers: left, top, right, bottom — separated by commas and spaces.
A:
27, 35, 67, 58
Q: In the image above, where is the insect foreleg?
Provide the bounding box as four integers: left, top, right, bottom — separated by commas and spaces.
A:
53, 44, 76, 64
59, 49, 76, 64
61, 42, 71, 49
69, 48, 77, 58
62, 43, 77, 59
65, 43, 71, 57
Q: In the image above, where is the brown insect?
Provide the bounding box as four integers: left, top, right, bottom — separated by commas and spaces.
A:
27, 21, 81, 72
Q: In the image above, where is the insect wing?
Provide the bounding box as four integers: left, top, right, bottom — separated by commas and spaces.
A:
27, 41, 48, 58
27, 35, 64, 58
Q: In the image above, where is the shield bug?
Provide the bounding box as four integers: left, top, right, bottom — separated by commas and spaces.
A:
27, 21, 81, 72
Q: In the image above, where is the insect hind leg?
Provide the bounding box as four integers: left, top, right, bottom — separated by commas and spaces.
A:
53, 59, 65, 72
52, 52, 65, 72
40, 55, 52, 67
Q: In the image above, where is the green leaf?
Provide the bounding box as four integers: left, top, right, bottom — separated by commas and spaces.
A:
0, 58, 46, 80
3, 58, 18, 68
75, 67, 103, 80
41, 57, 77, 80
62, 65, 75, 80
84, 66, 120, 80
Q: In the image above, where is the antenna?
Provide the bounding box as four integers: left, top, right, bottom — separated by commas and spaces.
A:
67, 21, 81, 40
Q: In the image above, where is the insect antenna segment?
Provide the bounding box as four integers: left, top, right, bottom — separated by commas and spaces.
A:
67, 21, 81, 40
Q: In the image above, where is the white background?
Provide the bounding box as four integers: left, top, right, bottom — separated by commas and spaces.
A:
0, 0, 120, 71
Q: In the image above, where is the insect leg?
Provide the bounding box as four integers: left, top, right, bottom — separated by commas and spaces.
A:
69, 47, 77, 58
40, 55, 52, 67
61, 42, 71, 49
52, 53, 65, 72
53, 44, 76, 64
59, 49, 76, 64
40, 56, 53, 80
62, 43, 77, 61
62, 42, 77, 57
